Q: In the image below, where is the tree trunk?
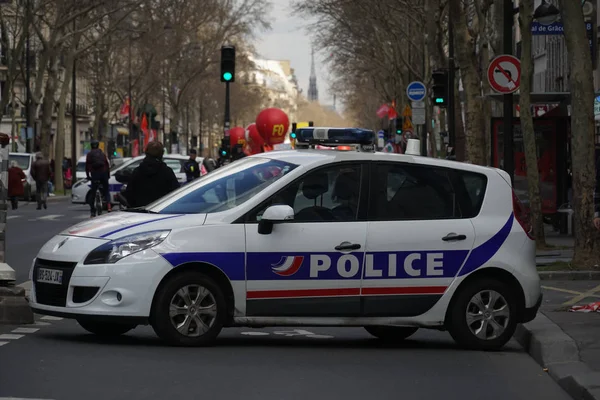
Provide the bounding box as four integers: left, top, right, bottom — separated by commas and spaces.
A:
40, 56, 59, 159
450, 0, 486, 165
519, 0, 546, 248
54, 57, 76, 194
558, 0, 600, 266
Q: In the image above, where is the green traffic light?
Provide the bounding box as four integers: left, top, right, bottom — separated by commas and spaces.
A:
435, 97, 445, 104
290, 132, 297, 139
396, 130, 402, 134
223, 72, 233, 81
221, 150, 227, 156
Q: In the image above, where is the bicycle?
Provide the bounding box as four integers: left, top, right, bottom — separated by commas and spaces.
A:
92, 180, 105, 216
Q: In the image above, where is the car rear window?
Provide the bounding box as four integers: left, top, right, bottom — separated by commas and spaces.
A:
457, 171, 487, 218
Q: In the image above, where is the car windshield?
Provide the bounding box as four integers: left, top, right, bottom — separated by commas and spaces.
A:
9, 154, 30, 169
147, 157, 298, 214
76, 162, 86, 172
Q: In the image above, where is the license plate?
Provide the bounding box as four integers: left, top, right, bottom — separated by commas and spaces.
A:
37, 268, 63, 285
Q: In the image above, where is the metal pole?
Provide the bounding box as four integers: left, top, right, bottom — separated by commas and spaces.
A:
0, 135, 9, 264
162, 63, 166, 145
223, 81, 231, 156
199, 98, 203, 156
447, 16, 456, 151
128, 37, 133, 152
25, 0, 31, 153
71, 18, 77, 170
503, 0, 514, 182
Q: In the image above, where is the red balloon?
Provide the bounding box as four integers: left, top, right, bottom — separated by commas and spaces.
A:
255, 108, 289, 145
245, 124, 263, 155
229, 127, 246, 149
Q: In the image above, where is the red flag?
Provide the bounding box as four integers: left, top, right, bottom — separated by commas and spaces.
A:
376, 104, 390, 118
131, 139, 139, 157
141, 113, 148, 130
388, 106, 398, 120
120, 97, 130, 116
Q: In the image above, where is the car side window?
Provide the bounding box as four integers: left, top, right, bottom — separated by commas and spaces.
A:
371, 164, 458, 220
456, 171, 487, 218
250, 164, 362, 223
164, 159, 183, 174
122, 160, 142, 173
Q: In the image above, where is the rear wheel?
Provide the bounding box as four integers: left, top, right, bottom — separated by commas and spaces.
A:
364, 326, 419, 341
95, 191, 103, 216
446, 278, 518, 351
151, 271, 227, 346
77, 320, 137, 336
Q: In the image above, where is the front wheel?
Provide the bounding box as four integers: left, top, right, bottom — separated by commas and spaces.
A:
446, 278, 518, 351
151, 271, 227, 346
77, 320, 137, 336
364, 326, 419, 341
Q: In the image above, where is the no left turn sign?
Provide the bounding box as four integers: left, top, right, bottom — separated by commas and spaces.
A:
487, 55, 521, 94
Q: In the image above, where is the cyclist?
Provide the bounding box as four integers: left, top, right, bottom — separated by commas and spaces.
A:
123, 141, 180, 208
86, 140, 111, 217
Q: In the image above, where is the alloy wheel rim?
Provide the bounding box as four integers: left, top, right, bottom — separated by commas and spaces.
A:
169, 285, 217, 337
465, 290, 510, 341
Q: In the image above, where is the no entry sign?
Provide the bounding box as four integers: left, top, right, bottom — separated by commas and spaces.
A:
487, 55, 521, 94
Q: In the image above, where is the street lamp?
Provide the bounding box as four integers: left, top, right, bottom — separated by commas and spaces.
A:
533, 0, 561, 25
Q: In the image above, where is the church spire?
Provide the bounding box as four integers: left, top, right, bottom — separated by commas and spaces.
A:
308, 48, 318, 102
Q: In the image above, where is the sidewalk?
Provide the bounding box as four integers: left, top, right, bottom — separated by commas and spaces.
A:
516, 279, 600, 399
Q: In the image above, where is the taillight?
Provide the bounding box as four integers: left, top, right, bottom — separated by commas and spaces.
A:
512, 191, 534, 240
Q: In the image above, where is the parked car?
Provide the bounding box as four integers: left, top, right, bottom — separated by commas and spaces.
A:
71, 154, 199, 205
9, 152, 37, 201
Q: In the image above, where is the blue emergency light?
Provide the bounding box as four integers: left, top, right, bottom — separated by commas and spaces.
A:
295, 127, 375, 147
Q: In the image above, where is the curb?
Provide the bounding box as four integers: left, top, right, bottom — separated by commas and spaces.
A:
539, 271, 600, 280
514, 314, 600, 400
0, 285, 34, 325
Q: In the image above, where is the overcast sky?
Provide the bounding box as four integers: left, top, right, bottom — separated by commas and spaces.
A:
254, 0, 333, 106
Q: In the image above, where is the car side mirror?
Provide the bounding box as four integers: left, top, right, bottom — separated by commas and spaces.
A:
258, 205, 294, 235
115, 169, 131, 184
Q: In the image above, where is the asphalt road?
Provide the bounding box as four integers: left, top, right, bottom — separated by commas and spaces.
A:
6, 197, 92, 283
1, 197, 572, 400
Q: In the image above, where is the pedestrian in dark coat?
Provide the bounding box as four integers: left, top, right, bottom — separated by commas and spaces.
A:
8, 161, 25, 210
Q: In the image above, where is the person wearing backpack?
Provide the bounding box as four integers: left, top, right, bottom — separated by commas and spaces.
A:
86, 140, 111, 217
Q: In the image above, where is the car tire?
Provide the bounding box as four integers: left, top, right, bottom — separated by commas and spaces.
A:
446, 277, 518, 351
364, 326, 419, 341
151, 271, 227, 347
77, 320, 137, 336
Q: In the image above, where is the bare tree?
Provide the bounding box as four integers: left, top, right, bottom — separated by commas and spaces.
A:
518, 0, 545, 247
558, 0, 600, 266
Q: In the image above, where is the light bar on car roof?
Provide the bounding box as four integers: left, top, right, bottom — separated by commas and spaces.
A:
295, 127, 376, 151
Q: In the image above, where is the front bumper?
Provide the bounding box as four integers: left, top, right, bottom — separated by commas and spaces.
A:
520, 293, 543, 323
30, 249, 172, 320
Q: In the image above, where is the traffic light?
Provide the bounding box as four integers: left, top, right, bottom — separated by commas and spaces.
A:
308, 121, 314, 127
431, 70, 448, 107
220, 137, 230, 158
220, 45, 236, 83
395, 118, 403, 135
290, 122, 297, 139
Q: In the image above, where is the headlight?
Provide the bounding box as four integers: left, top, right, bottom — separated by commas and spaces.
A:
84, 230, 170, 265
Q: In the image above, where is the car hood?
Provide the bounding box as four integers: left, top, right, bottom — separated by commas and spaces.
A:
61, 212, 189, 239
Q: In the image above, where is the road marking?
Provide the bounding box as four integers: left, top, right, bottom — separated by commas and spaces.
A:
7, 215, 21, 220
40, 316, 63, 321
37, 214, 64, 221
562, 283, 600, 306
0, 398, 56, 400
0, 334, 25, 340
240, 332, 270, 336
73, 215, 92, 220
542, 286, 583, 295
0, 341, 8, 347
12, 328, 39, 334
273, 329, 315, 337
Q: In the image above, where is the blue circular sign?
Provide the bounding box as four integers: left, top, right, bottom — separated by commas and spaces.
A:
406, 81, 426, 102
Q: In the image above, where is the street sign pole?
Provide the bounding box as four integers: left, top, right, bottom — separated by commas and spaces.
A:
503, 0, 514, 183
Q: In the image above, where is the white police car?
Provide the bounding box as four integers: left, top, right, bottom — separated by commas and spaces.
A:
29, 128, 541, 350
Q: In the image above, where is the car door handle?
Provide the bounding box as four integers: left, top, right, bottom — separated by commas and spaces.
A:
335, 242, 362, 251
442, 233, 467, 242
